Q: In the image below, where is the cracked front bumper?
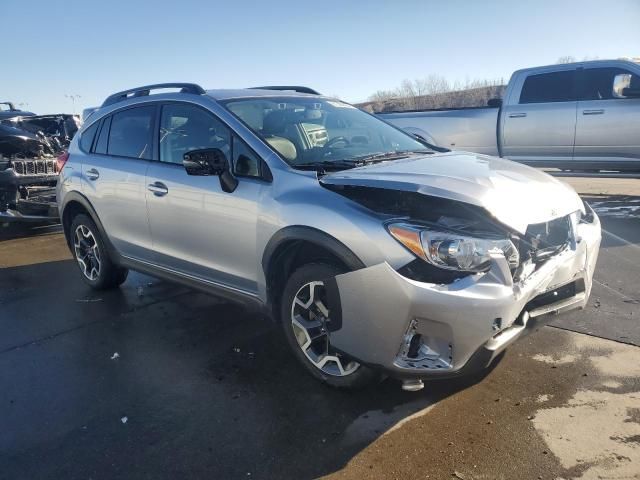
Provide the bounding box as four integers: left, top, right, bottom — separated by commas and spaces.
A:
331, 212, 601, 380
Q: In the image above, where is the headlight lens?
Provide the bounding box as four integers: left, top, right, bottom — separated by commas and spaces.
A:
388, 223, 519, 272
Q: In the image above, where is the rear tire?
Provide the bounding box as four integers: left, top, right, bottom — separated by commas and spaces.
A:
70, 213, 128, 290
280, 262, 380, 389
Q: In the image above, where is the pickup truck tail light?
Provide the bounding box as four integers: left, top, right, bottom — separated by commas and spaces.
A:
56, 151, 69, 172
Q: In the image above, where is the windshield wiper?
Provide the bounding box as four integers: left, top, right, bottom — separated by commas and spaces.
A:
345, 150, 426, 164
294, 149, 433, 171
293, 159, 368, 171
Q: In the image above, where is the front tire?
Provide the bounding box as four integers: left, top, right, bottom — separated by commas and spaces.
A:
280, 263, 380, 389
70, 213, 128, 290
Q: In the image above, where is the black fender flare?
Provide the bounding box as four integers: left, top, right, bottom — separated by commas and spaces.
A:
261, 226, 365, 323
59, 191, 121, 263
262, 225, 365, 277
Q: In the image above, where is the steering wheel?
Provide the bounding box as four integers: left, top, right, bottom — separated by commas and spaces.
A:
323, 136, 351, 150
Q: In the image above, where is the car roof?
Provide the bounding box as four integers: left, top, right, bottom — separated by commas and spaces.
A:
205, 88, 329, 101
512, 59, 640, 75
84, 87, 334, 123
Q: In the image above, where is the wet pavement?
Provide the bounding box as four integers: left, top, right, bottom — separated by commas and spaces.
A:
0, 177, 638, 479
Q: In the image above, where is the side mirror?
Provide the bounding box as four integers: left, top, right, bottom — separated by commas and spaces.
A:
622, 87, 640, 98
611, 73, 640, 98
183, 148, 238, 193
487, 98, 502, 108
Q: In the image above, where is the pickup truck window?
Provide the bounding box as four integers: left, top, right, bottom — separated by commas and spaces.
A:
579, 68, 640, 100
519, 70, 576, 104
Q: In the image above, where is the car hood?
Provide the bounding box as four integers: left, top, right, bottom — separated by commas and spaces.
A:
320, 151, 584, 234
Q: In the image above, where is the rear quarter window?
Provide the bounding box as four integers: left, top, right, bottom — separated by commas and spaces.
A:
79, 121, 99, 152
94, 116, 111, 154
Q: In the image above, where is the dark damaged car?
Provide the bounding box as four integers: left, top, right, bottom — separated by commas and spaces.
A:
0, 111, 80, 222
57, 84, 601, 391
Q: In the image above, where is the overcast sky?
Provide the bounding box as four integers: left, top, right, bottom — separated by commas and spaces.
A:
2, 0, 639, 114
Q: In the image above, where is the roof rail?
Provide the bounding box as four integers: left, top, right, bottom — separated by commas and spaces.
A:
250, 86, 321, 95
101, 83, 206, 107
0, 102, 18, 111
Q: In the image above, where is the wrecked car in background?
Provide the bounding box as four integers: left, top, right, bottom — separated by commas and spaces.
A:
0, 101, 35, 120
1, 111, 80, 222
58, 84, 601, 392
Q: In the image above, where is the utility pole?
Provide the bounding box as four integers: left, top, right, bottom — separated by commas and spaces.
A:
65, 94, 82, 115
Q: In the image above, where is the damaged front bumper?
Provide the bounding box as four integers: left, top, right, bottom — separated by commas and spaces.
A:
331, 211, 601, 380
0, 162, 59, 223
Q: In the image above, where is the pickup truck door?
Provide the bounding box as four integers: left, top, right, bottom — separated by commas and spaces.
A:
574, 66, 640, 168
501, 68, 578, 165
145, 102, 262, 295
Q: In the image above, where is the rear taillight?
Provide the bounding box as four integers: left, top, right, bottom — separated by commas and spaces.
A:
56, 151, 69, 172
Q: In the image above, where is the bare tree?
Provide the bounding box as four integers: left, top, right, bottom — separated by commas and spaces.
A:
364, 75, 505, 113
556, 55, 576, 64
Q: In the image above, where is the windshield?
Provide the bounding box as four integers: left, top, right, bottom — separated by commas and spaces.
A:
221, 96, 431, 168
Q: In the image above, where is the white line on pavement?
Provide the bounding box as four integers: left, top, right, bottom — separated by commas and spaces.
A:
601, 228, 640, 251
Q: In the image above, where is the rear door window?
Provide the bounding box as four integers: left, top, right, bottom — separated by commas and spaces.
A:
579, 67, 640, 100
107, 106, 155, 159
519, 70, 577, 104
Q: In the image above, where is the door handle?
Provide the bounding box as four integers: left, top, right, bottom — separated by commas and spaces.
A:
147, 182, 169, 196
582, 109, 604, 115
85, 168, 100, 181
508, 113, 527, 118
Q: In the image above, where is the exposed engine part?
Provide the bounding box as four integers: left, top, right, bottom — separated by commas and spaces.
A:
512, 214, 573, 281
326, 183, 576, 283
323, 184, 509, 236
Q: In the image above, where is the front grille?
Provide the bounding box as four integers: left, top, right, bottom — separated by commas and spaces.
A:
10, 159, 57, 176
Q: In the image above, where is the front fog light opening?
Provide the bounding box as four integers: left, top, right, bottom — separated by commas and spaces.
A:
395, 320, 453, 371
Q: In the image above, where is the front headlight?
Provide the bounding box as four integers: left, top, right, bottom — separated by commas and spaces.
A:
388, 223, 519, 272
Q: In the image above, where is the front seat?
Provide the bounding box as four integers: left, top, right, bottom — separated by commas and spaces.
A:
262, 110, 298, 162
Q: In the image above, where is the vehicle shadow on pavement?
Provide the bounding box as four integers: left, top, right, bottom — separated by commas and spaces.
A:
0, 222, 62, 241
0, 257, 498, 480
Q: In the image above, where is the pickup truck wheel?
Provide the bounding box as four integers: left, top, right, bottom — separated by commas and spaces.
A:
70, 214, 128, 290
280, 263, 380, 389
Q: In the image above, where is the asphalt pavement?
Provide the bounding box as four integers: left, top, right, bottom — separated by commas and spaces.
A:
0, 176, 638, 480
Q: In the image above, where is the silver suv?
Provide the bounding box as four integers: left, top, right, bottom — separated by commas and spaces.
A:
57, 83, 601, 391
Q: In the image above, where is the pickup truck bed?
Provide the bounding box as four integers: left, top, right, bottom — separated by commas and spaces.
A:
380, 59, 640, 171
379, 106, 500, 157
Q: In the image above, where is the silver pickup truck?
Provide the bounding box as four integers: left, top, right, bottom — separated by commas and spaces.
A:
380, 60, 640, 171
